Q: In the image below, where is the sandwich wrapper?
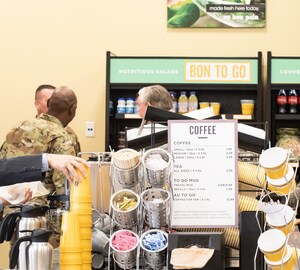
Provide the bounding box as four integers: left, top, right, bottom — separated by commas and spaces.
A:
0, 181, 49, 205
170, 245, 214, 269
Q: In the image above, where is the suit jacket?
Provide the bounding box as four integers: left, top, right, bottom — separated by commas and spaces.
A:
0, 155, 44, 187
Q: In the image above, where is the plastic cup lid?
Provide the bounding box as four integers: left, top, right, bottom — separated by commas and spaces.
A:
257, 229, 286, 252
260, 147, 287, 168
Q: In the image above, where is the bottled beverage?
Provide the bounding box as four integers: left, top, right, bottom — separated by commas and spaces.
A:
117, 98, 126, 114
169, 91, 178, 113
188, 91, 198, 112
288, 89, 298, 114
178, 91, 188, 114
125, 98, 135, 114
276, 89, 287, 114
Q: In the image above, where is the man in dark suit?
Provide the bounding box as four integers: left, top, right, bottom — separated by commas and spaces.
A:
0, 154, 88, 209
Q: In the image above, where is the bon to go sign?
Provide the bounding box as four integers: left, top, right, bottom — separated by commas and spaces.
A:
185, 61, 251, 82
110, 58, 258, 84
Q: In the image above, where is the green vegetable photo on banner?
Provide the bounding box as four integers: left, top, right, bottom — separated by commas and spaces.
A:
167, 0, 266, 28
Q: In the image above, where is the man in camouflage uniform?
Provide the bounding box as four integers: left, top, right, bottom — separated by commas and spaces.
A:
0, 86, 78, 202
34, 84, 81, 155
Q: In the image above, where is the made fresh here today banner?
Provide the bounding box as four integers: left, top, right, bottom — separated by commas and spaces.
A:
110, 58, 258, 84
167, 0, 266, 28
168, 120, 238, 228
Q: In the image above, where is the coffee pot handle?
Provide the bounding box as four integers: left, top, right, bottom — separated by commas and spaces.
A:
9, 235, 32, 269
0, 211, 20, 243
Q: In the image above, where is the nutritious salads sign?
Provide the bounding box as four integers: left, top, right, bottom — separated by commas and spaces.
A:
168, 0, 266, 28
110, 58, 258, 84
168, 120, 238, 228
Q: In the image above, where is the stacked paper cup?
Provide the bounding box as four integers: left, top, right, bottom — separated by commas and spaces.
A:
70, 166, 93, 270
60, 212, 82, 270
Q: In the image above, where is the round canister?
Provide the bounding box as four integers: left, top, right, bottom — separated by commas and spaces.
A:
141, 188, 170, 228
266, 205, 295, 236
264, 245, 297, 270
139, 229, 168, 267
267, 164, 295, 195
110, 229, 139, 269
110, 189, 140, 228
142, 148, 171, 188
257, 229, 287, 261
259, 147, 288, 179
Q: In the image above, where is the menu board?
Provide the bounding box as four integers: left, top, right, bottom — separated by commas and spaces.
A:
168, 119, 238, 228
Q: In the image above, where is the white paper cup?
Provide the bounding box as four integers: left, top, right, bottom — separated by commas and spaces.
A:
257, 229, 287, 261
266, 205, 295, 236
259, 147, 288, 179
264, 245, 296, 270
267, 164, 295, 195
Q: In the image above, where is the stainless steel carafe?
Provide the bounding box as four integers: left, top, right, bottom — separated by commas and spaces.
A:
10, 229, 53, 270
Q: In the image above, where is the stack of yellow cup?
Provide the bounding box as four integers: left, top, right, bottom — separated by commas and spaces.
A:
60, 212, 82, 270
70, 166, 93, 270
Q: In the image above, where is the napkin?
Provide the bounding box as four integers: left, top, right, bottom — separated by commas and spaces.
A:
170, 246, 214, 269
0, 181, 49, 205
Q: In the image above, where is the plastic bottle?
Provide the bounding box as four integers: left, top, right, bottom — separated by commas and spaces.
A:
169, 91, 178, 113
276, 89, 287, 114
188, 91, 198, 112
117, 98, 126, 114
178, 91, 188, 114
288, 89, 298, 114
125, 98, 135, 114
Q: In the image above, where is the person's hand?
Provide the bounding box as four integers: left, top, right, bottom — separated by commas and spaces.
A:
19, 188, 33, 204
47, 154, 90, 182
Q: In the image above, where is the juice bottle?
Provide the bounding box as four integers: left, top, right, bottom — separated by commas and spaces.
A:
178, 91, 188, 114
188, 91, 198, 112
169, 91, 178, 113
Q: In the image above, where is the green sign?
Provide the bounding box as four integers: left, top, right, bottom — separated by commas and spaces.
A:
110, 58, 258, 84
271, 59, 300, 84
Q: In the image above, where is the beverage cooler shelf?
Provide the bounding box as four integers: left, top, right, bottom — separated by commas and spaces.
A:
275, 114, 300, 120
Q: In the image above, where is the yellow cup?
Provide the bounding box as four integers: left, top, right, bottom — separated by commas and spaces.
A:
241, 99, 255, 115
60, 212, 81, 252
81, 238, 92, 251
82, 263, 92, 270
70, 166, 92, 201
82, 251, 92, 263
199, 102, 209, 109
259, 147, 288, 179
60, 265, 82, 270
60, 252, 82, 264
257, 229, 287, 262
264, 246, 296, 270
77, 213, 93, 227
267, 164, 295, 195
210, 102, 221, 115
80, 226, 92, 239
266, 205, 295, 236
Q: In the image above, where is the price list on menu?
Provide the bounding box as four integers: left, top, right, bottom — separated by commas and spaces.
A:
168, 120, 238, 228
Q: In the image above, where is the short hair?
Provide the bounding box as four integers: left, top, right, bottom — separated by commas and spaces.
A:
35, 84, 55, 99
138, 85, 173, 110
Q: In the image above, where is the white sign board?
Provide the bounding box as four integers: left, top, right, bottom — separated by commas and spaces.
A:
168, 120, 238, 228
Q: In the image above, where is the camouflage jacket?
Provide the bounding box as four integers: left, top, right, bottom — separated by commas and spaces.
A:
0, 113, 75, 194
65, 126, 81, 155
